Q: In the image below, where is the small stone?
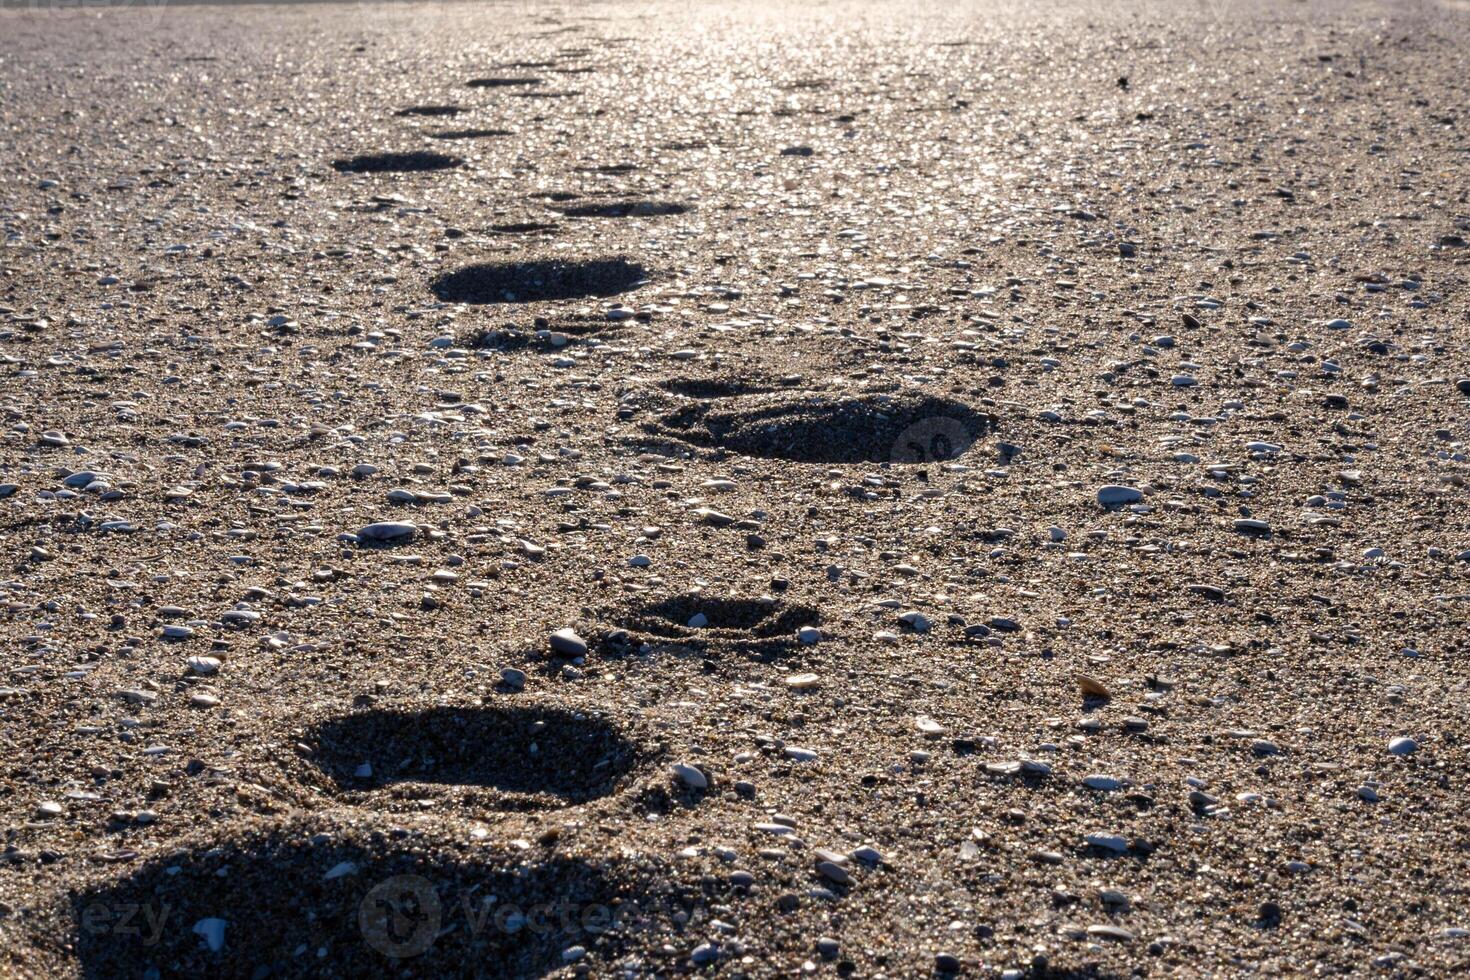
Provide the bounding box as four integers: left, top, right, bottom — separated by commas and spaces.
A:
356, 521, 417, 542
36, 801, 64, 819
694, 507, 736, 527
1084, 833, 1129, 853
1081, 774, 1123, 791
797, 626, 821, 644
898, 610, 932, 633
1096, 485, 1143, 506
672, 762, 708, 790
193, 917, 228, 953
1388, 736, 1418, 756
915, 715, 945, 736
549, 628, 588, 657
500, 667, 526, 689
815, 860, 851, 885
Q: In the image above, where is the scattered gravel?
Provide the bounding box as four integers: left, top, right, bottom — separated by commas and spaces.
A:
2, 0, 1469, 977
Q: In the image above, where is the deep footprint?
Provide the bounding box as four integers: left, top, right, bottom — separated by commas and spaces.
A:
431, 258, 647, 303
644, 390, 992, 463
555, 200, 692, 218
332, 151, 463, 173
303, 705, 640, 805
56, 819, 654, 979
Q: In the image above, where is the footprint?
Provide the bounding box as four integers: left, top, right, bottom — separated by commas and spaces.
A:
614, 594, 820, 655
49, 816, 661, 977
554, 200, 692, 218
571, 163, 638, 174
331, 151, 463, 174
394, 105, 465, 117
488, 221, 560, 234
642, 390, 992, 464
466, 76, 543, 87
300, 704, 643, 807
656, 375, 799, 399
428, 128, 513, 140
430, 258, 648, 304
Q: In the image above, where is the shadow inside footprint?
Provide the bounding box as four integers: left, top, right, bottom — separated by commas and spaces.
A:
305, 705, 638, 803
431, 258, 647, 304
63, 822, 652, 979
644, 391, 992, 464
332, 151, 463, 173
556, 200, 691, 218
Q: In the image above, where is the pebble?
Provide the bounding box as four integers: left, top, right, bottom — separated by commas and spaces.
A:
672, 762, 709, 790
356, 521, 417, 542
898, 610, 932, 632
193, 918, 228, 952
549, 628, 588, 657
1081, 774, 1124, 791
1388, 736, 1418, 755
815, 860, 851, 885
1096, 485, 1143, 506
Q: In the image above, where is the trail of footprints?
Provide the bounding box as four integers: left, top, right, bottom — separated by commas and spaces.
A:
57, 43, 996, 978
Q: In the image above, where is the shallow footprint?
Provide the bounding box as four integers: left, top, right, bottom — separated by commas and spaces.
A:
618, 594, 819, 650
